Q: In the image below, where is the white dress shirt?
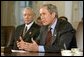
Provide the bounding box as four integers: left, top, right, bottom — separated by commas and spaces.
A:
25, 22, 34, 31
23, 22, 34, 36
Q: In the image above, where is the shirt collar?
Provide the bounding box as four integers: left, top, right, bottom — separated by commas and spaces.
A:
25, 21, 34, 30
51, 18, 57, 30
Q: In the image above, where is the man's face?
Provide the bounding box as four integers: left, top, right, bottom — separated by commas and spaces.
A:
40, 7, 55, 26
23, 9, 34, 24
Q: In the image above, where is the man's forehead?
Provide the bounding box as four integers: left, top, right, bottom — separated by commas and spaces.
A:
40, 8, 49, 14
40, 6, 47, 10
23, 9, 33, 14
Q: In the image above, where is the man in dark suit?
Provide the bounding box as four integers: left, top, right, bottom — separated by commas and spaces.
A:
9, 7, 40, 50
19, 4, 76, 52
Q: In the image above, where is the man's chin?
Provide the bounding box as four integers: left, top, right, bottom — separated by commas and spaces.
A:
43, 23, 51, 26
43, 23, 48, 26
25, 22, 32, 24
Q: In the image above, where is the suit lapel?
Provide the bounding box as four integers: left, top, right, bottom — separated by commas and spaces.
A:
24, 23, 35, 37
20, 24, 25, 37
51, 19, 60, 45
40, 26, 48, 45
43, 28, 48, 45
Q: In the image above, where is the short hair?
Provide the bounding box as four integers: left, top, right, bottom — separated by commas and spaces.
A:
41, 4, 58, 18
23, 7, 35, 16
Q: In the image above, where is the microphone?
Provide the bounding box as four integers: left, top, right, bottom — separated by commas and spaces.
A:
64, 43, 67, 50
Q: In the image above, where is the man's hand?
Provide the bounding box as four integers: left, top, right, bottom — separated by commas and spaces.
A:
24, 38, 39, 52
17, 36, 26, 50
17, 37, 39, 52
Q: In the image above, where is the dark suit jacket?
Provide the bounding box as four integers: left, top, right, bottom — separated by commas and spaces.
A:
38, 19, 77, 52
9, 22, 40, 50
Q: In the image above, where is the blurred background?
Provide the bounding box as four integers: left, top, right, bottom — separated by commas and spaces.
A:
1, 1, 83, 29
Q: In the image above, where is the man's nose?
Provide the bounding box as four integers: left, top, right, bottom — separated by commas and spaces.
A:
25, 16, 29, 18
41, 18, 45, 22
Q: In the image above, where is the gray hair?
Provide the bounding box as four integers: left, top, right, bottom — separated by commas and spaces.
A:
41, 4, 58, 18
23, 7, 35, 16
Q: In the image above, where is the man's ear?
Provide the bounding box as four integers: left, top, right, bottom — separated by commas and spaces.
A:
52, 12, 56, 18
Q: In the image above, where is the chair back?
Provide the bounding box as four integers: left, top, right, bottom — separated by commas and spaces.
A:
1, 26, 15, 47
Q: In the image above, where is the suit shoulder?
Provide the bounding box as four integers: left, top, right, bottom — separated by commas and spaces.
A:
33, 23, 41, 28
57, 19, 74, 31
16, 24, 25, 29
58, 19, 72, 27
